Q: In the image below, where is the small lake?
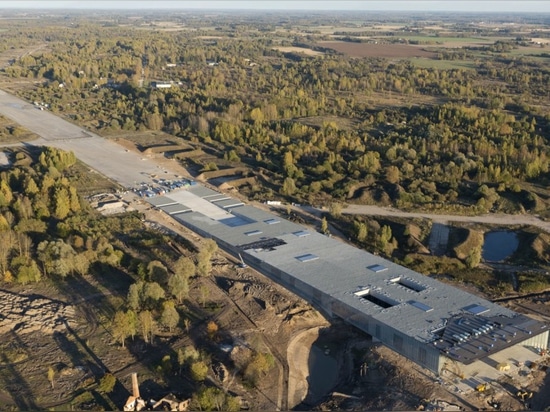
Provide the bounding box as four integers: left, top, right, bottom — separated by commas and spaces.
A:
482, 231, 519, 261
306, 344, 338, 403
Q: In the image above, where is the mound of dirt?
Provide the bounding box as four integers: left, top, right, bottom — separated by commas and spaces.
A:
453, 228, 483, 260
532, 232, 550, 262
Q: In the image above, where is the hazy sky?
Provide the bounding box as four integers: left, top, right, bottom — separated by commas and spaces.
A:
1, 1, 549, 13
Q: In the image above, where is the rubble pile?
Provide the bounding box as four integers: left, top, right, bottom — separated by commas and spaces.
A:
0, 289, 75, 334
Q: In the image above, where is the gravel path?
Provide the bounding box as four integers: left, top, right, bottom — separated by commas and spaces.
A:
342, 204, 550, 233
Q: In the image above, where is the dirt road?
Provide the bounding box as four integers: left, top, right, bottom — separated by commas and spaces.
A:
340, 204, 550, 232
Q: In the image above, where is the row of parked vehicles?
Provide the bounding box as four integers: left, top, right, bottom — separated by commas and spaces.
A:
134, 178, 196, 198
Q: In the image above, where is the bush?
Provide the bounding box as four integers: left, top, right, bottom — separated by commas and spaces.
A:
98, 373, 116, 394
190, 360, 209, 382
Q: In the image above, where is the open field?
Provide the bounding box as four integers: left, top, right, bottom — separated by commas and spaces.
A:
408, 58, 477, 70
317, 41, 437, 58
272, 46, 324, 56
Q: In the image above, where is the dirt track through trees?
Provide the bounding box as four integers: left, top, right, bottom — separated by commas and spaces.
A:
342, 204, 550, 233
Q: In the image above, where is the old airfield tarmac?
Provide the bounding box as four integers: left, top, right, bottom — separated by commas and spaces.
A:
0, 88, 165, 188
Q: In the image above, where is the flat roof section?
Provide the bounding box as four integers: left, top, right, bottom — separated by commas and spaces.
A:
187, 185, 220, 198
209, 195, 231, 202
160, 203, 193, 215
147, 196, 177, 207
167, 190, 231, 221
215, 199, 245, 209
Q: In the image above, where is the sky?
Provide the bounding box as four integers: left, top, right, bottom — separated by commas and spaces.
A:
1, 1, 549, 13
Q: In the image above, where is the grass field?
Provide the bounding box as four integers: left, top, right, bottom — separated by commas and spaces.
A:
408, 58, 477, 70
389, 35, 494, 45
0, 115, 39, 144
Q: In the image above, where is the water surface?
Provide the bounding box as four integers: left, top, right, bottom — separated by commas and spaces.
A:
482, 231, 519, 261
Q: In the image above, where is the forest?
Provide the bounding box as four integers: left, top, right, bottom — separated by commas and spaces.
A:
0, 10, 549, 218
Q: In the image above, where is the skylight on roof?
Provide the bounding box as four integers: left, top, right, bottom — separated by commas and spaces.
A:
409, 301, 433, 312
367, 264, 388, 273
391, 277, 426, 292
245, 230, 262, 236
296, 253, 319, 263
293, 230, 310, 237
264, 218, 280, 225
357, 291, 398, 309
463, 304, 489, 315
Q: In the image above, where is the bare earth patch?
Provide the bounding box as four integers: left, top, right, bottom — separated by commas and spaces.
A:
272, 47, 324, 56
317, 41, 437, 58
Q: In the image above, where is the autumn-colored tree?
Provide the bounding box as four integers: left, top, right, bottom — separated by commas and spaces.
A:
160, 300, 180, 333
138, 310, 155, 344
168, 272, 188, 303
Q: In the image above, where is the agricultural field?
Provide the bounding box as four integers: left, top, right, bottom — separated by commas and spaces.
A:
316, 41, 437, 58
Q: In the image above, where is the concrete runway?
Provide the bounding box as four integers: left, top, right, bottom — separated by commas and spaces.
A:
0, 88, 174, 188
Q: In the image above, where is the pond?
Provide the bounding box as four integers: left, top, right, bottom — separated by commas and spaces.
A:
482, 231, 519, 262
306, 344, 339, 403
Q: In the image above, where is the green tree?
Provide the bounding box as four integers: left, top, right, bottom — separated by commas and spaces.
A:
126, 309, 138, 341
112, 310, 132, 348
138, 310, 155, 344
147, 260, 168, 284
244, 352, 275, 385
143, 281, 165, 307
168, 272, 189, 303
53, 187, 71, 220
173, 256, 195, 279
321, 216, 328, 234
127, 281, 143, 311
466, 246, 482, 268
98, 373, 116, 394
36, 240, 76, 277
196, 250, 212, 277
353, 221, 368, 242
281, 177, 296, 196
160, 300, 180, 333
190, 360, 209, 382
203, 239, 218, 256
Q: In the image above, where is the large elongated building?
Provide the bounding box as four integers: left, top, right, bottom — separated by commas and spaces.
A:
148, 185, 548, 375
